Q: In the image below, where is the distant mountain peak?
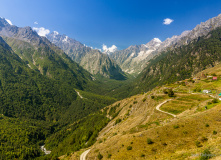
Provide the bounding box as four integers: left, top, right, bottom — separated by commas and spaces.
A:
153, 38, 161, 43
0, 17, 12, 26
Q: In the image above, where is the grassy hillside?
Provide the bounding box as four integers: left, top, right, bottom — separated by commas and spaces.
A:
67, 70, 221, 160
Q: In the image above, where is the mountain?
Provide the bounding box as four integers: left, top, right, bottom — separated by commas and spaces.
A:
134, 24, 221, 95
46, 31, 126, 80
0, 17, 93, 90
0, 35, 77, 120
110, 38, 162, 75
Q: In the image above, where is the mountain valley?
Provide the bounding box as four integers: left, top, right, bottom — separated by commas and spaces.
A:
1, 11, 221, 160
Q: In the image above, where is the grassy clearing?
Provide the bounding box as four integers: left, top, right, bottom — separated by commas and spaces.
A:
160, 94, 211, 115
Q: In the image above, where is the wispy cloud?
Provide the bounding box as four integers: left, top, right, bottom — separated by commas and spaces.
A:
33, 27, 50, 37
5, 19, 13, 25
163, 18, 174, 25
34, 21, 38, 25
102, 44, 117, 53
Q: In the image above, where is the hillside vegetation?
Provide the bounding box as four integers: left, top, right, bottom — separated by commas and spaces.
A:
67, 69, 221, 160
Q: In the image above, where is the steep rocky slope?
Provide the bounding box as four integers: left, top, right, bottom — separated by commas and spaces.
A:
46, 32, 126, 80
110, 38, 162, 75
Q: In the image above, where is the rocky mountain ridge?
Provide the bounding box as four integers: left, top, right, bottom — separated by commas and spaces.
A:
110, 38, 162, 75
110, 14, 221, 75
47, 31, 126, 80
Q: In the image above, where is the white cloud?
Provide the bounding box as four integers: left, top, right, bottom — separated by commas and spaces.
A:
5, 19, 13, 25
34, 21, 38, 25
33, 27, 50, 37
102, 44, 117, 53
163, 18, 174, 25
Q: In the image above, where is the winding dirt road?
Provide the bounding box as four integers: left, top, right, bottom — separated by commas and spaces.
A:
80, 149, 91, 160
155, 99, 176, 117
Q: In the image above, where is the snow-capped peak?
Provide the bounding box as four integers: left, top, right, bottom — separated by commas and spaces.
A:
5, 19, 13, 25
53, 31, 59, 35
153, 38, 162, 43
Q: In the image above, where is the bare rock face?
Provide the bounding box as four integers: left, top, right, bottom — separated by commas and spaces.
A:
47, 31, 126, 80
110, 38, 162, 75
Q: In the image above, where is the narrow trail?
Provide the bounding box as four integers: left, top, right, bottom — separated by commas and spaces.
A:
80, 149, 91, 160
75, 90, 83, 99
155, 99, 177, 117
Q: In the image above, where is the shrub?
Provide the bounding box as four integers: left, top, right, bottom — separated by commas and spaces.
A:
200, 149, 213, 160
194, 88, 201, 92
129, 105, 132, 108
207, 101, 212, 105
163, 89, 168, 94
151, 95, 155, 99
142, 98, 146, 102
205, 124, 209, 127
107, 154, 112, 158
133, 101, 138, 104
168, 89, 174, 97
140, 154, 145, 157
195, 141, 203, 147
115, 118, 122, 125
212, 98, 219, 103
130, 142, 133, 144
173, 125, 179, 129
162, 142, 167, 146
98, 153, 103, 160
147, 138, 154, 144
201, 136, 208, 142
213, 130, 217, 135
127, 146, 132, 150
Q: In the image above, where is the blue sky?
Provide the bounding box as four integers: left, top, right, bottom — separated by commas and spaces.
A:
1, 0, 221, 50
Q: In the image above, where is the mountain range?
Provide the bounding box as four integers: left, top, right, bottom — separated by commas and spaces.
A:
1, 12, 221, 160
46, 31, 126, 80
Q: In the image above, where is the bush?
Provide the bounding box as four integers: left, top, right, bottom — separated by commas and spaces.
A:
127, 146, 132, 150
163, 89, 168, 94
107, 154, 112, 158
207, 101, 212, 105
205, 124, 209, 127
140, 154, 145, 157
115, 118, 122, 125
201, 136, 208, 142
151, 95, 155, 99
173, 125, 179, 129
133, 101, 138, 104
147, 138, 154, 144
195, 141, 203, 147
212, 98, 219, 103
200, 149, 213, 160
194, 88, 201, 92
168, 89, 174, 97
213, 130, 217, 135
98, 153, 103, 160
142, 98, 146, 102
